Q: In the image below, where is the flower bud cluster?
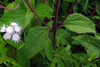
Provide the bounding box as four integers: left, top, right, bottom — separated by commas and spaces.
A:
0, 22, 22, 43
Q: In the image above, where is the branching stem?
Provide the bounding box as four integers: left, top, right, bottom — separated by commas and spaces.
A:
53, 0, 60, 50
25, 0, 53, 30
57, 0, 77, 29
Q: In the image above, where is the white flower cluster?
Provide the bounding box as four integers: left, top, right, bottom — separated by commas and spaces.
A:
0, 22, 22, 43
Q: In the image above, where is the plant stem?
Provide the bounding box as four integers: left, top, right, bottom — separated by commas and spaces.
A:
89, 4, 100, 19
53, 0, 60, 50
25, 0, 53, 30
57, 0, 77, 29
33, 14, 39, 26
91, 56, 100, 62
0, 0, 20, 11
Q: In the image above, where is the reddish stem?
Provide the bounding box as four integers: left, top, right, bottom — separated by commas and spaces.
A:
89, 4, 100, 19
91, 57, 100, 62
33, 15, 39, 26
57, 0, 77, 29
25, 0, 53, 30
43, 0, 47, 4
0, 0, 20, 11
53, 0, 60, 50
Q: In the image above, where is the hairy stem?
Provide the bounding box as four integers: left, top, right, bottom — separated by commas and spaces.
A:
53, 0, 60, 50
89, 4, 100, 19
0, 0, 20, 11
25, 0, 53, 30
57, 0, 77, 29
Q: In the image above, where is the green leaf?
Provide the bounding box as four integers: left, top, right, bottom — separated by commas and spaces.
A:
72, 35, 100, 52
0, 8, 26, 27
63, 13, 96, 33
57, 58, 65, 67
24, 0, 35, 9
0, 57, 20, 67
88, 53, 96, 61
0, 33, 5, 44
63, 0, 75, 2
56, 29, 72, 46
0, 43, 6, 58
87, 49, 99, 59
5, 57, 20, 67
61, 59, 73, 67
22, 11, 33, 32
0, 9, 33, 33
5, 39, 23, 48
35, 4, 53, 18
65, 44, 71, 52
96, 2, 100, 17
17, 26, 50, 66
4, 2, 15, 14
25, 26, 49, 59
45, 39, 53, 62
72, 53, 88, 60
84, 0, 89, 10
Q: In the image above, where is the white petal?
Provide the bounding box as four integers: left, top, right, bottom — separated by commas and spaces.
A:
11, 22, 18, 26
0, 25, 6, 32
14, 26, 21, 33
6, 26, 14, 33
12, 33, 20, 43
3, 33, 11, 40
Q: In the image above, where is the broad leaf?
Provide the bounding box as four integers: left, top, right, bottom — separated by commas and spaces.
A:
0, 1, 33, 32
63, 13, 96, 33
0, 43, 6, 58
35, 4, 53, 18
56, 29, 72, 46
57, 58, 65, 67
72, 35, 100, 52
45, 39, 53, 62
17, 26, 50, 66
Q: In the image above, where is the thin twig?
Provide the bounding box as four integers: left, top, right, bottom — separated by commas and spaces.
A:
89, 4, 100, 19
53, 0, 60, 50
0, 0, 20, 11
57, 0, 77, 29
25, 0, 53, 30
33, 14, 39, 26
91, 57, 100, 62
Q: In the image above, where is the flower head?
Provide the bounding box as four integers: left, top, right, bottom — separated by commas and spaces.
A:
14, 25, 21, 33
6, 26, 14, 34
11, 22, 18, 27
3, 33, 12, 40
0, 25, 6, 32
1, 22, 22, 43
12, 33, 21, 43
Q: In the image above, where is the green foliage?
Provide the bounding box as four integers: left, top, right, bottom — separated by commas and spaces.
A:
35, 4, 53, 18
63, 13, 96, 33
0, 0, 100, 67
17, 26, 50, 66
